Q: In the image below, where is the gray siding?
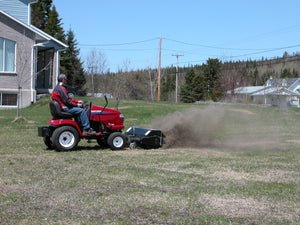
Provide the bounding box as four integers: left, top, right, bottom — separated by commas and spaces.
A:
0, 11, 35, 107
0, 0, 31, 24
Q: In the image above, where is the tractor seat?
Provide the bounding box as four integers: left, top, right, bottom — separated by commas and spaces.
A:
49, 100, 73, 120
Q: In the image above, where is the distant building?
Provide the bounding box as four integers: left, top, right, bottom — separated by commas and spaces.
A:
228, 77, 300, 107
0, 0, 67, 109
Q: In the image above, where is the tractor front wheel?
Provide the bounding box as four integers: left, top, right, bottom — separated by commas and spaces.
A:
51, 126, 79, 151
107, 132, 126, 150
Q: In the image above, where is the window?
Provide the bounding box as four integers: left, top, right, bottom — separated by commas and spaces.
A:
0, 92, 17, 106
0, 37, 16, 72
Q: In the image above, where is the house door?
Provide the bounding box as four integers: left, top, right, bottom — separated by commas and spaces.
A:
36, 49, 54, 90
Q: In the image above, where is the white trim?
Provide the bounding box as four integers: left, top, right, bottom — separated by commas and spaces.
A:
30, 45, 35, 102
0, 10, 68, 49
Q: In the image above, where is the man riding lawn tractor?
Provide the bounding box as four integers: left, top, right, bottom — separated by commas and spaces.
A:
38, 74, 165, 151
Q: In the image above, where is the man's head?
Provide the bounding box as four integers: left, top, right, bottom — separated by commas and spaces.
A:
58, 74, 67, 84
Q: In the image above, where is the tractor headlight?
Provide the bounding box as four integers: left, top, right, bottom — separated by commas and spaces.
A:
119, 114, 124, 118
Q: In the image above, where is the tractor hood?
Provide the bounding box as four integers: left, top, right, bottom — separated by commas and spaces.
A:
90, 104, 124, 130
91, 105, 122, 115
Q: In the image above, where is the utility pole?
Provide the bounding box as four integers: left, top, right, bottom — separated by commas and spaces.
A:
172, 54, 183, 103
157, 36, 162, 102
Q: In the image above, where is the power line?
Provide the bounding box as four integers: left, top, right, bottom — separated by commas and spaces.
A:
227, 44, 300, 59
79, 37, 159, 47
79, 47, 157, 51
163, 37, 274, 51
77, 35, 300, 70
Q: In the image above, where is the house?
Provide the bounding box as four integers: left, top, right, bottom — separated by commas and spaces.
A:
228, 77, 300, 107
0, 0, 67, 108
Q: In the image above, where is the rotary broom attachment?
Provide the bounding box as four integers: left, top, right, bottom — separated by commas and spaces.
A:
125, 126, 165, 149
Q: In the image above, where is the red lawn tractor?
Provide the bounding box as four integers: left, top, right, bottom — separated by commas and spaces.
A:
38, 97, 165, 151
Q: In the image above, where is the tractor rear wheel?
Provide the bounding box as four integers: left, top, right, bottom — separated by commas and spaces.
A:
51, 126, 79, 151
107, 132, 126, 150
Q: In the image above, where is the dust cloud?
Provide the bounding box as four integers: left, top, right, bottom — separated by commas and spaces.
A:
152, 106, 225, 148
152, 105, 282, 150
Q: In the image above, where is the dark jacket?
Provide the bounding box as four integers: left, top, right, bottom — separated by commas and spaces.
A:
51, 83, 78, 110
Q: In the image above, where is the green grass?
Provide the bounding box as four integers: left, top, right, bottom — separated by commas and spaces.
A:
0, 96, 299, 224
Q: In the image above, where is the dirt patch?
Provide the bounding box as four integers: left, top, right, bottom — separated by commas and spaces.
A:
286, 139, 300, 144
201, 194, 300, 222
229, 108, 255, 115
0, 184, 27, 193
126, 118, 138, 121
207, 169, 300, 184
11, 117, 35, 123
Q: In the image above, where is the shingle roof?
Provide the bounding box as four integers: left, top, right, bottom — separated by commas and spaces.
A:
251, 87, 300, 96
266, 78, 299, 87
231, 86, 265, 94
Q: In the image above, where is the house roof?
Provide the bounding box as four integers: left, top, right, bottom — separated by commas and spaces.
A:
266, 78, 299, 87
251, 87, 300, 96
0, 9, 68, 49
231, 86, 265, 95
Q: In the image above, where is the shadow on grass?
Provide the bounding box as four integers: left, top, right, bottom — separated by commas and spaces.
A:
43, 145, 129, 152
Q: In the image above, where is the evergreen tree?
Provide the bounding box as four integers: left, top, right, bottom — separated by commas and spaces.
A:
31, 0, 52, 29
253, 68, 259, 86
260, 70, 274, 85
60, 29, 86, 91
44, 5, 65, 42
203, 58, 221, 95
161, 74, 175, 101
292, 68, 299, 77
180, 68, 197, 103
192, 72, 206, 101
281, 68, 292, 78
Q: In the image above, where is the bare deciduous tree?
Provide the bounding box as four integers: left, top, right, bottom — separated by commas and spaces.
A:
85, 49, 109, 96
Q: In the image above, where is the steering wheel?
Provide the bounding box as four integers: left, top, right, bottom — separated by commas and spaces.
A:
82, 100, 89, 110
84, 101, 92, 118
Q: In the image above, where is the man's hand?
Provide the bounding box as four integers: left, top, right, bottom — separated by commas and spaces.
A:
77, 102, 83, 108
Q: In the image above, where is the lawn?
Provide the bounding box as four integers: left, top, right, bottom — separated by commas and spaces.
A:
0, 96, 299, 224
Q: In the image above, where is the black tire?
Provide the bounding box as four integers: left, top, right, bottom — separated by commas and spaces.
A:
96, 137, 109, 148
43, 135, 54, 149
107, 132, 126, 150
51, 126, 79, 151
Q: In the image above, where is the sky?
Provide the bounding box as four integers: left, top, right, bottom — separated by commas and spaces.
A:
52, 0, 300, 73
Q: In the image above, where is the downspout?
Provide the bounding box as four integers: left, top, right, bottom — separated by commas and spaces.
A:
31, 45, 37, 103
29, 1, 39, 103
56, 50, 61, 86
55, 49, 65, 86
